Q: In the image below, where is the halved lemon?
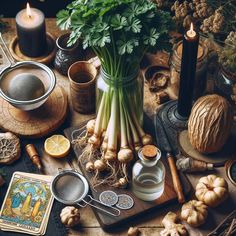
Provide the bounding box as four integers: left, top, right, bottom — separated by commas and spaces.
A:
44, 135, 70, 158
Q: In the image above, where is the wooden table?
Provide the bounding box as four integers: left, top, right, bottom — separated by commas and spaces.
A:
1, 18, 236, 236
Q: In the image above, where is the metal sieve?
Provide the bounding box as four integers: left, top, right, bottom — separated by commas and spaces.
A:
51, 169, 120, 217
0, 33, 56, 111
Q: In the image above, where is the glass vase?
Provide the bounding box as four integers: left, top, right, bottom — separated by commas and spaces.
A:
96, 67, 144, 135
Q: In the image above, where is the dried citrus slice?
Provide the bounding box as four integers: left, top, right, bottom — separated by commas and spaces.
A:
44, 135, 70, 158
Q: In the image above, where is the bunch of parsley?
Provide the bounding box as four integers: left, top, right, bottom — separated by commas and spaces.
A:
57, 0, 173, 77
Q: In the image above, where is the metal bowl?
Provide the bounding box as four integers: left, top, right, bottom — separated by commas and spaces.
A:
0, 61, 56, 111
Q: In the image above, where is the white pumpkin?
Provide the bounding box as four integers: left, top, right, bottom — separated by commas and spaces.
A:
195, 175, 228, 207
181, 200, 208, 227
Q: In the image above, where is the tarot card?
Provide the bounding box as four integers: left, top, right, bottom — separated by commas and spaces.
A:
0, 198, 53, 235
0, 172, 54, 235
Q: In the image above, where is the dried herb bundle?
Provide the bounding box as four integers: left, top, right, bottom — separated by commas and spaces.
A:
219, 31, 236, 74
155, 0, 236, 41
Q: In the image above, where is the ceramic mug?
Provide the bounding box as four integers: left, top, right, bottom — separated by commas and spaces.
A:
68, 61, 97, 114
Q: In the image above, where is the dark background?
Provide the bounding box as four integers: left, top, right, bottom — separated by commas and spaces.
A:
1, 0, 72, 17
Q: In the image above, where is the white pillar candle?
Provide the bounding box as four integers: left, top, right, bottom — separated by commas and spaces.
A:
16, 3, 47, 57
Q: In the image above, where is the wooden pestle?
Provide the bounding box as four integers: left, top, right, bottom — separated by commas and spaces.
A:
167, 153, 185, 203
25, 144, 43, 173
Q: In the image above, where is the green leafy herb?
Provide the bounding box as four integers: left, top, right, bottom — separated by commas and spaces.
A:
57, 0, 173, 76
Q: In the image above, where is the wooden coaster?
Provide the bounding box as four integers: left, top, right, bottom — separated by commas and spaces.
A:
9, 33, 56, 65
0, 86, 68, 138
178, 130, 236, 164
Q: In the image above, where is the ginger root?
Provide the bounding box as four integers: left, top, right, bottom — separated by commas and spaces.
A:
160, 212, 188, 236
127, 226, 140, 236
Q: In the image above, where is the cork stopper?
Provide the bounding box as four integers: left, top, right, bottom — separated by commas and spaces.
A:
142, 145, 158, 160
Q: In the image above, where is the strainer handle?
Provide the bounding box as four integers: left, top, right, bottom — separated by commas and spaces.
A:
0, 33, 15, 66
81, 195, 120, 217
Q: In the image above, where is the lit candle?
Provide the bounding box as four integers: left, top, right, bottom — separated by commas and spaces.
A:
16, 3, 47, 57
177, 23, 199, 117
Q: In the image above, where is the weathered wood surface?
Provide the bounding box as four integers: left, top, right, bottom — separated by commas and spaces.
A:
0, 86, 68, 138
1, 18, 236, 236
64, 125, 191, 230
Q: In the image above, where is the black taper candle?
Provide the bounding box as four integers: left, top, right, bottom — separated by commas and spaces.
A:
177, 23, 199, 117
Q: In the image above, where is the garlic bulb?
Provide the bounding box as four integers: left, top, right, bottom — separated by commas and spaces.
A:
60, 206, 80, 228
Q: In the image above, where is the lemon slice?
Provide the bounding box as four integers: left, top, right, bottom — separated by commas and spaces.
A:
44, 135, 70, 158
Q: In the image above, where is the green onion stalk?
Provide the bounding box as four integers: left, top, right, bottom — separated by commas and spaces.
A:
57, 0, 173, 188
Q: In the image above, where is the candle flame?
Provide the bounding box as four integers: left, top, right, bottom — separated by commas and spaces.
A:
190, 23, 194, 33
187, 22, 196, 38
26, 3, 32, 18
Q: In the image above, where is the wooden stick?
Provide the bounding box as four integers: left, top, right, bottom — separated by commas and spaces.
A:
167, 153, 185, 203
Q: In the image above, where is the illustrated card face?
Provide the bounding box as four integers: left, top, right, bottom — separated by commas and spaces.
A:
0, 172, 53, 234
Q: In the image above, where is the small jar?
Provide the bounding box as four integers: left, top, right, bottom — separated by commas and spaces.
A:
132, 145, 165, 201
170, 39, 208, 100
215, 66, 236, 116
54, 33, 83, 75
215, 66, 236, 102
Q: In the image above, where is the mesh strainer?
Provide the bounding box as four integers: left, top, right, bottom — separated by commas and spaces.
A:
0, 33, 56, 111
51, 169, 120, 217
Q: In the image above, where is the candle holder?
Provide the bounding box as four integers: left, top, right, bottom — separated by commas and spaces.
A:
9, 32, 56, 65
155, 41, 208, 149
155, 25, 209, 150
155, 100, 187, 152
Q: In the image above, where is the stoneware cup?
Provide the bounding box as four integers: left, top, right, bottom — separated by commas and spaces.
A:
54, 33, 83, 75
68, 61, 97, 114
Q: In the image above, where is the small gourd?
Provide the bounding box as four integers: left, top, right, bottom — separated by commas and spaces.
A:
188, 94, 232, 154
60, 206, 80, 228
195, 174, 228, 207
181, 200, 208, 227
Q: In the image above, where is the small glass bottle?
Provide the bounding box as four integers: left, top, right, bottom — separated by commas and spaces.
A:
132, 145, 165, 201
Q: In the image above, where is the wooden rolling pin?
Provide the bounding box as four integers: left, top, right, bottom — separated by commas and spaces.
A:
167, 153, 185, 204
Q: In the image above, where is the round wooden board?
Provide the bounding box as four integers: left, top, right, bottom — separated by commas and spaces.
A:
178, 130, 236, 164
9, 33, 56, 65
0, 86, 68, 138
